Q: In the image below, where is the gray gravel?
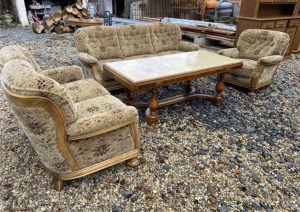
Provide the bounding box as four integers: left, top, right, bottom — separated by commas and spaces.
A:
0, 26, 299, 211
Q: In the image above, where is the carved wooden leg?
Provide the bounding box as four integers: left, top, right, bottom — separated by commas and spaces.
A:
52, 178, 63, 191
147, 88, 159, 126
127, 157, 140, 167
184, 80, 193, 95
214, 73, 225, 106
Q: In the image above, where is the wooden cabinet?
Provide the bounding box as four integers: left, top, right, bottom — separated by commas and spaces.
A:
236, 0, 300, 55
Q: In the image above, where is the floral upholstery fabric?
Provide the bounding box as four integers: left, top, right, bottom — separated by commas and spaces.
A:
218, 48, 239, 59
63, 79, 110, 103
68, 126, 135, 168
0, 45, 42, 72
218, 29, 289, 90
149, 23, 182, 53
67, 95, 138, 137
237, 29, 290, 60
11, 105, 71, 173
178, 41, 199, 52
74, 26, 122, 60
41, 66, 85, 84
117, 24, 154, 58
2, 60, 77, 124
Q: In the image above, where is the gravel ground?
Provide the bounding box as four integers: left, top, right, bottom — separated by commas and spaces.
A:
0, 26, 299, 211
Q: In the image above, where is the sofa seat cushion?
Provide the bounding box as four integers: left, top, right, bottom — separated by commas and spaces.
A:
155, 51, 182, 56
125, 54, 156, 60
68, 95, 138, 137
150, 23, 182, 53
117, 25, 154, 58
74, 26, 122, 60
63, 79, 110, 103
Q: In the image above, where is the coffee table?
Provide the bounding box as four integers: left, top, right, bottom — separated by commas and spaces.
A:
103, 50, 242, 126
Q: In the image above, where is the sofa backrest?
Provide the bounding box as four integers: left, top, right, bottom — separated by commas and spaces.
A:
237, 29, 290, 60
74, 23, 182, 59
75, 26, 123, 60
117, 24, 154, 58
2, 59, 76, 125
0, 45, 42, 73
149, 23, 182, 53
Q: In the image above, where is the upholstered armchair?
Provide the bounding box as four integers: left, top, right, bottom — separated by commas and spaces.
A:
1, 58, 140, 191
218, 29, 290, 92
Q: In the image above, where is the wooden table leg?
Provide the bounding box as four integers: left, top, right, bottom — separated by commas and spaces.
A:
184, 80, 192, 94
214, 73, 225, 106
147, 88, 159, 126
123, 88, 133, 103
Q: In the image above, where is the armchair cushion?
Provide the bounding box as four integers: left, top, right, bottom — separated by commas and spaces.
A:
67, 95, 138, 137
41, 66, 84, 84
77, 52, 98, 65
240, 59, 258, 70
218, 48, 239, 58
258, 55, 283, 65
63, 79, 110, 103
178, 41, 199, 52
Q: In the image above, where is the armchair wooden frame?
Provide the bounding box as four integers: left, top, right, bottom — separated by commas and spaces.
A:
2, 81, 140, 191
225, 62, 280, 92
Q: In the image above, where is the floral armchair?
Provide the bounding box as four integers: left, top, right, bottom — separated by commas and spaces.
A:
218, 29, 290, 92
1, 52, 140, 191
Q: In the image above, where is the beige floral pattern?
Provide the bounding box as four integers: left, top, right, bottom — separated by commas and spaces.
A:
2, 60, 77, 124
11, 105, 71, 173
68, 95, 138, 137
237, 29, 290, 60
63, 79, 110, 103
149, 23, 182, 53
75, 26, 122, 60
41, 66, 85, 84
68, 126, 135, 168
75, 23, 198, 90
0, 45, 42, 73
218, 29, 290, 90
117, 24, 154, 58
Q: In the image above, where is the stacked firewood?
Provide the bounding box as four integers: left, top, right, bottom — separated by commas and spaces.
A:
32, 1, 91, 34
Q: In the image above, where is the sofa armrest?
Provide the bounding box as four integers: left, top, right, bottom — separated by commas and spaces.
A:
258, 55, 283, 66
42, 66, 84, 84
178, 41, 199, 52
67, 106, 138, 139
217, 48, 239, 58
78, 52, 98, 66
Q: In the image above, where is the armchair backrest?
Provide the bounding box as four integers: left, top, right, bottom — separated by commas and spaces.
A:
2, 59, 76, 125
237, 29, 290, 60
74, 26, 123, 60
74, 23, 183, 59
0, 45, 42, 73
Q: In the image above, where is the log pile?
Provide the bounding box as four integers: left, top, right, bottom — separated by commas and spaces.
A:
32, 1, 92, 34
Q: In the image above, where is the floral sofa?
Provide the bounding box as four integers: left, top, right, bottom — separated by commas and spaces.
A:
0, 45, 141, 191
218, 29, 290, 92
74, 22, 199, 90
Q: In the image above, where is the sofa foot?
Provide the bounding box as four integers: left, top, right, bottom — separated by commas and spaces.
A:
52, 178, 63, 191
127, 157, 140, 167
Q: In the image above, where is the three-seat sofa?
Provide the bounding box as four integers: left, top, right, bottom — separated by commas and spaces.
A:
75, 22, 199, 90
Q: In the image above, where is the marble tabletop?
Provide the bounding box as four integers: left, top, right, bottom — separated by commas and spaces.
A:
104, 50, 241, 84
